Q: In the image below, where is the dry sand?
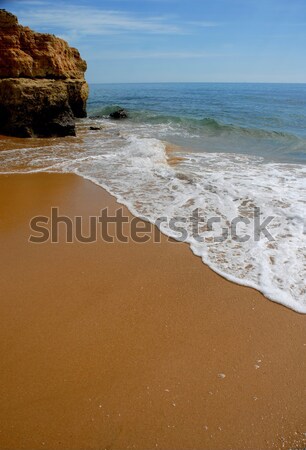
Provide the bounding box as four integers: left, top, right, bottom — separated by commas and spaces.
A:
0, 172, 305, 450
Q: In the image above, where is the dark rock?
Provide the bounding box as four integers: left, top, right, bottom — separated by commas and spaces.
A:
66, 80, 88, 118
109, 109, 128, 120
0, 78, 77, 137
89, 126, 102, 131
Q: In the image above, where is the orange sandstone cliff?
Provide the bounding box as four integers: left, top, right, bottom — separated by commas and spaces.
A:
0, 9, 88, 137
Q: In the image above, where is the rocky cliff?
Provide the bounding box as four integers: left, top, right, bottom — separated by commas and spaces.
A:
0, 9, 88, 137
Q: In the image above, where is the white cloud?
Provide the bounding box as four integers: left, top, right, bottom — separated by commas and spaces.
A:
186, 20, 220, 28
11, 0, 47, 5
15, 3, 219, 37
88, 50, 229, 59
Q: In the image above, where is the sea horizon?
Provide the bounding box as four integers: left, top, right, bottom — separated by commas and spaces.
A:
89, 81, 306, 85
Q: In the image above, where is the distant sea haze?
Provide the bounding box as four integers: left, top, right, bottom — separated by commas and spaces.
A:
1, 83, 305, 313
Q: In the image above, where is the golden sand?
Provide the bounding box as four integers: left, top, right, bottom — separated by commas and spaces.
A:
0, 173, 305, 450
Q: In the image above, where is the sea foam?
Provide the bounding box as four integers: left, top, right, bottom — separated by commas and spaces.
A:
0, 119, 305, 313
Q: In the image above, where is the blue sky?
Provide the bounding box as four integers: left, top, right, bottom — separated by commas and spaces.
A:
2, 0, 306, 83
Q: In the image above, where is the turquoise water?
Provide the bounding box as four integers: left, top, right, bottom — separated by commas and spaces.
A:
88, 82, 306, 163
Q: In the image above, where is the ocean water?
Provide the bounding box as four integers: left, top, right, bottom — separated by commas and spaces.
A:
88, 83, 306, 163
0, 83, 305, 313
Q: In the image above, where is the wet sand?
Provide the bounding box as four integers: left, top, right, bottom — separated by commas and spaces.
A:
0, 172, 305, 450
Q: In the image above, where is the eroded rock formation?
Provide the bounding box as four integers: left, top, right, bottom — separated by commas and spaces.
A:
0, 9, 88, 137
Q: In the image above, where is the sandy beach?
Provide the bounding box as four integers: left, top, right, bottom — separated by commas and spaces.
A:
0, 172, 305, 450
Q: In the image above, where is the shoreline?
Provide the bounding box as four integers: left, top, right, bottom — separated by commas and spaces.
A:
0, 172, 305, 450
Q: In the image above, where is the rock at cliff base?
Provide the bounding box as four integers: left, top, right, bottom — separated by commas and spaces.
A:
0, 9, 88, 137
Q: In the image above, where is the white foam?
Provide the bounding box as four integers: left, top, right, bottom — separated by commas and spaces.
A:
0, 120, 305, 313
